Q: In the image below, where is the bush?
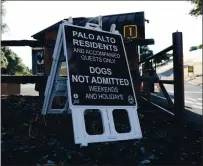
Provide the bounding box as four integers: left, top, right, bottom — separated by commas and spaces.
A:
1, 47, 32, 76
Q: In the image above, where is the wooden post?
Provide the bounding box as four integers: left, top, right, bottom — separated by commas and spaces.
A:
172, 32, 184, 123
172, 32, 184, 163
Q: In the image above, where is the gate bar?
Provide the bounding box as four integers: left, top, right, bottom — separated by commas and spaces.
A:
137, 76, 174, 84
139, 45, 173, 64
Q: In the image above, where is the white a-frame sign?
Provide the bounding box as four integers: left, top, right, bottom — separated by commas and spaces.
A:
42, 18, 142, 146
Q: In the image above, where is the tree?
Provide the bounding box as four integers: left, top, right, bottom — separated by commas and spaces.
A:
1, 47, 32, 75
139, 45, 172, 66
1, 51, 8, 69
189, 0, 202, 17
139, 45, 153, 62
189, 44, 203, 51
1, 1, 32, 76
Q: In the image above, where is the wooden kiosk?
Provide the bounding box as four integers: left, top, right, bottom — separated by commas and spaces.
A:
31, 12, 153, 98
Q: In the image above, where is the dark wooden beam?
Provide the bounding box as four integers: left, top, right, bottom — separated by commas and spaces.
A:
124, 38, 155, 46
1, 40, 44, 47
1, 76, 48, 84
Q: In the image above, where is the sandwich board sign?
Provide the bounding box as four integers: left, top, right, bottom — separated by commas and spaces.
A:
42, 19, 142, 146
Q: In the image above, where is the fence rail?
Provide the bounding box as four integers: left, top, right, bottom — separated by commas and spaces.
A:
139, 45, 173, 64
1, 76, 47, 84
138, 32, 184, 123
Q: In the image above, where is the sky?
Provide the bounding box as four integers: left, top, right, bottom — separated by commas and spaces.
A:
2, 1, 202, 69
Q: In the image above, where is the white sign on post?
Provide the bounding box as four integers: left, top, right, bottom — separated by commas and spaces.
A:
42, 19, 142, 146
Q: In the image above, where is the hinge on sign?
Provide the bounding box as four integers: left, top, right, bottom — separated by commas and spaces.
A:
110, 24, 119, 34
62, 17, 73, 24
85, 23, 101, 31
85, 15, 103, 31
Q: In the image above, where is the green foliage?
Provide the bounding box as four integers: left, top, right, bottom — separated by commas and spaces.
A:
1, 51, 8, 68
189, 44, 203, 51
1, 47, 32, 76
139, 45, 153, 62
189, 0, 202, 17
140, 46, 172, 66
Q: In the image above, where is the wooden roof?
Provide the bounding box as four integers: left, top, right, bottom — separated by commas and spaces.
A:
31, 11, 146, 41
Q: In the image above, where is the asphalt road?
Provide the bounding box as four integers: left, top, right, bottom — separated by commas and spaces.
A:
20, 83, 202, 115
155, 83, 202, 115
21, 84, 38, 96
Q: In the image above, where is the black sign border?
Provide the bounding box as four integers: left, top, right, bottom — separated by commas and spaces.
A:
62, 23, 137, 108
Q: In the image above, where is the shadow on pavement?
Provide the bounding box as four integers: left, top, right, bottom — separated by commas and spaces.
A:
148, 93, 203, 126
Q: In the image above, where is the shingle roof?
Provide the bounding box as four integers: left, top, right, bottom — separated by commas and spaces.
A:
31, 11, 145, 41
